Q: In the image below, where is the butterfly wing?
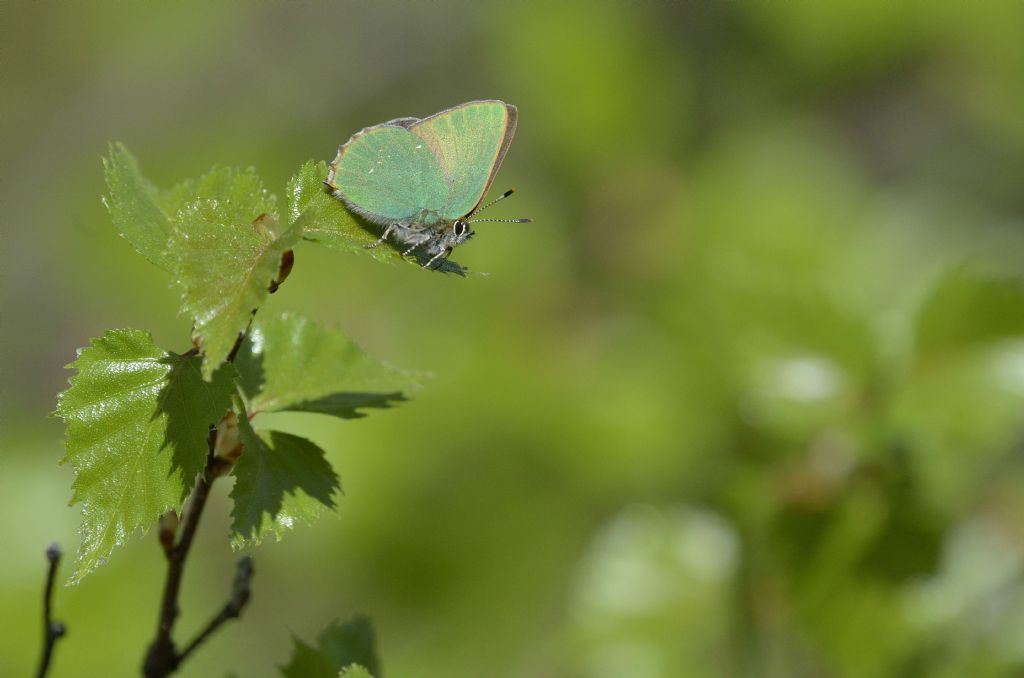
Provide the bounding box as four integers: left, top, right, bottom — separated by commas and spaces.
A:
409, 100, 517, 221
327, 124, 449, 226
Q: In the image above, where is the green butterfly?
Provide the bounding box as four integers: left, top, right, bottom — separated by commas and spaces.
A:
326, 100, 529, 269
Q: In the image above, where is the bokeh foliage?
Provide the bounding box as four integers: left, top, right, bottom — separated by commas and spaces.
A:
3, 1, 1024, 676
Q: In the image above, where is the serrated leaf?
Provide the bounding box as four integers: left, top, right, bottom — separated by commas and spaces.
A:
279, 616, 380, 678
55, 329, 236, 583
287, 161, 384, 257
230, 415, 340, 548
288, 160, 467, 275
339, 665, 373, 678
168, 167, 298, 379
235, 312, 419, 419
315, 616, 380, 676
102, 143, 176, 270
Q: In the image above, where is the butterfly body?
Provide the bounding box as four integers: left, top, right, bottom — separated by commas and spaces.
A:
325, 100, 527, 268
376, 217, 475, 261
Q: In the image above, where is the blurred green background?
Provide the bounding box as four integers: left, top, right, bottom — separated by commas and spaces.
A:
4, 1, 1024, 676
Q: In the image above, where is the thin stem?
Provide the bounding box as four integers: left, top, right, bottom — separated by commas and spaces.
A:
36, 542, 66, 678
176, 557, 254, 665
143, 326, 257, 678
143, 434, 219, 677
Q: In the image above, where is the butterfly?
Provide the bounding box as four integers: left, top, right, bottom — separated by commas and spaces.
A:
325, 100, 529, 269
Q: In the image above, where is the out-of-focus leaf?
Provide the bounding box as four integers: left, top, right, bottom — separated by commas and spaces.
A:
229, 414, 340, 548
102, 143, 176, 270
288, 160, 467, 275
279, 638, 336, 678
568, 505, 738, 676
279, 616, 380, 678
859, 490, 943, 580
235, 312, 419, 419
315, 616, 380, 676
890, 341, 1024, 517
168, 167, 298, 379
915, 267, 1024, 359
54, 329, 235, 583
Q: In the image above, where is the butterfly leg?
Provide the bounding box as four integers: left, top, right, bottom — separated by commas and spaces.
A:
422, 247, 451, 269
400, 232, 434, 256
401, 242, 423, 256
365, 224, 395, 249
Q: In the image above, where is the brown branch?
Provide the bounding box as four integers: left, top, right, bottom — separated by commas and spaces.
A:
36, 542, 66, 678
143, 434, 220, 678
143, 318, 266, 677
142, 259, 289, 676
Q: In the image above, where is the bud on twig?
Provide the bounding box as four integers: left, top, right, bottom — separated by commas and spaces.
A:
158, 511, 179, 558
211, 411, 244, 477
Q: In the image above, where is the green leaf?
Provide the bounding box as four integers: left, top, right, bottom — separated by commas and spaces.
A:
55, 329, 236, 583
280, 638, 337, 678
236, 312, 419, 419
288, 160, 467, 275
314, 616, 380, 675
915, 267, 1024, 358
102, 143, 177, 270
279, 616, 381, 678
230, 414, 340, 548
287, 160, 392, 260
168, 167, 298, 379
339, 665, 373, 678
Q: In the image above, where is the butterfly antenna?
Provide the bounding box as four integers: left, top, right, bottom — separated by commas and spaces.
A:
470, 189, 517, 217
467, 189, 531, 223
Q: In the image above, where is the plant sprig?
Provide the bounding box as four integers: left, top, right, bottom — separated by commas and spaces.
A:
51, 144, 414, 676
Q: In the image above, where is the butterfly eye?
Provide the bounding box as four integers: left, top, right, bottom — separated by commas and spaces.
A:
454, 221, 468, 237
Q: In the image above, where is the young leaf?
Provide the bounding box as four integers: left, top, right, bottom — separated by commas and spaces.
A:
55, 329, 236, 583
235, 312, 420, 419
168, 167, 298, 379
102, 143, 176, 270
288, 160, 467, 275
287, 160, 392, 261
280, 616, 381, 678
230, 415, 340, 548
339, 665, 373, 678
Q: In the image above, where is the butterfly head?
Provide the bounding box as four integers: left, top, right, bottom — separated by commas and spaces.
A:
448, 219, 475, 248
413, 188, 530, 268
422, 220, 473, 260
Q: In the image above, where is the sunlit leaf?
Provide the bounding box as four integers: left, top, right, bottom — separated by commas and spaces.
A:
235, 312, 419, 419
229, 414, 340, 548
55, 329, 236, 583
102, 143, 176, 270
168, 167, 298, 379
287, 161, 386, 258
280, 616, 380, 678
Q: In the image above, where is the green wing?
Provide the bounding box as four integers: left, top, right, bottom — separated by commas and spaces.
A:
327, 125, 449, 225
409, 101, 517, 220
